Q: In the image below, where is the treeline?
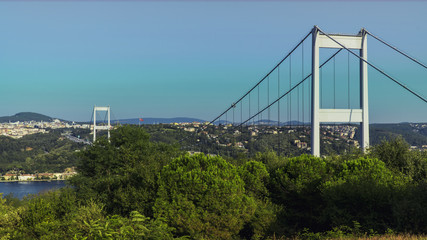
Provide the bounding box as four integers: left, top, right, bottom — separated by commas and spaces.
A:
0, 125, 427, 239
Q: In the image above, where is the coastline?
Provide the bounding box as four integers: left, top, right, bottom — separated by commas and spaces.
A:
0, 179, 67, 183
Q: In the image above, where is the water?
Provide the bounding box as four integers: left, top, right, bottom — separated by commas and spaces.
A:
0, 181, 67, 199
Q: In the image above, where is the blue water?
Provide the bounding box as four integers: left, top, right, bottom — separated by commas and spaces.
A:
0, 181, 67, 199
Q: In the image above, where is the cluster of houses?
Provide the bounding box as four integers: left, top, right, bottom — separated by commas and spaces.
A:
0, 119, 90, 139
1, 171, 77, 181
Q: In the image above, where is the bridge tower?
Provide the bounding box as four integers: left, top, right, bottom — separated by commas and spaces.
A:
311, 26, 369, 156
92, 106, 111, 142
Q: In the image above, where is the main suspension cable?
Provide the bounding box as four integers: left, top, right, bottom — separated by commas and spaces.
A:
348, 50, 351, 109
302, 42, 305, 125
207, 30, 312, 126
278, 66, 281, 154
366, 30, 427, 70
289, 55, 292, 127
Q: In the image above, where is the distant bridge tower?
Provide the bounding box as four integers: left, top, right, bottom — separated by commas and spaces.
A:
93, 106, 111, 142
311, 26, 369, 156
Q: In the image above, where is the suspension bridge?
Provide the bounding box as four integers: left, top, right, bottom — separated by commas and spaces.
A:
190, 26, 427, 156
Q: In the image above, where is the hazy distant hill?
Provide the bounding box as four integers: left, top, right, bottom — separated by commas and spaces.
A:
115, 117, 207, 125
0, 112, 54, 123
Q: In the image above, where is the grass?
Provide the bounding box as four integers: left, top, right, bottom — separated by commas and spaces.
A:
346, 235, 427, 240
271, 234, 427, 240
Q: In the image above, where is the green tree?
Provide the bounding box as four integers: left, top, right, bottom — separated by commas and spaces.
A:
0, 193, 22, 238
371, 136, 427, 181
238, 161, 277, 240
154, 153, 256, 239
268, 154, 333, 234
321, 157, 409, 232
371, 136, 410, 172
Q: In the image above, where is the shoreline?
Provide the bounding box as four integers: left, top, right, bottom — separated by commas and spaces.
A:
0, 179, 67, 183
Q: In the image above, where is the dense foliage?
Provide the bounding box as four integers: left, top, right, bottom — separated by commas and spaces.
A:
0, 125, 426, 239
154, 154, 255, 239
0, 189, 182, 239
70, 125, 182, 217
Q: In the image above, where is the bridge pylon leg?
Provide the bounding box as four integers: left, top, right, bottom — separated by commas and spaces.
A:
360, 30, 370, 151
311, 27, 320, 157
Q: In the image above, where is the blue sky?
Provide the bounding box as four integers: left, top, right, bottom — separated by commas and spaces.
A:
0, 1, 426, 123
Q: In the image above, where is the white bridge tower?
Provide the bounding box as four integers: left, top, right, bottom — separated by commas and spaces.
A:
92, 106, 111, 142
311, 27, 369, 156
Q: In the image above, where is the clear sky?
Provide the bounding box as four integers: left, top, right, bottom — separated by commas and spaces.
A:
0, 0, 426, 123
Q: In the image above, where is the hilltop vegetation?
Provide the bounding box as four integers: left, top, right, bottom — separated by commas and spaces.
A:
0, 125, 426, 239
0, 112, 54, 123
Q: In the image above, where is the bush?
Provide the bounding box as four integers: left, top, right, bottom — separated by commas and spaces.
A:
391, 181, 427, 233
14, 188, 78, 239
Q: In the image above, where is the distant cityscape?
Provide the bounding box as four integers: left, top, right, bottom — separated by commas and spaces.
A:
1, 118, 427, 151
0, 112, 427, 152
0, 119, 90, 139
175, 122, 357, 151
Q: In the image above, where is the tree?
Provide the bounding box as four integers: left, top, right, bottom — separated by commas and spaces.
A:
371, 136, 427, 181
238, 160, 278, 240
371, 136, 410, 172
154, 153, 256, 239
70, 125, 182, 217
321, 157, 409, 232
268, 154, 333, 234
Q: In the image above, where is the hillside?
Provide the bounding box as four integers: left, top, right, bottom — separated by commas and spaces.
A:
0, 130, 84, 173
0, 112, 54, 123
